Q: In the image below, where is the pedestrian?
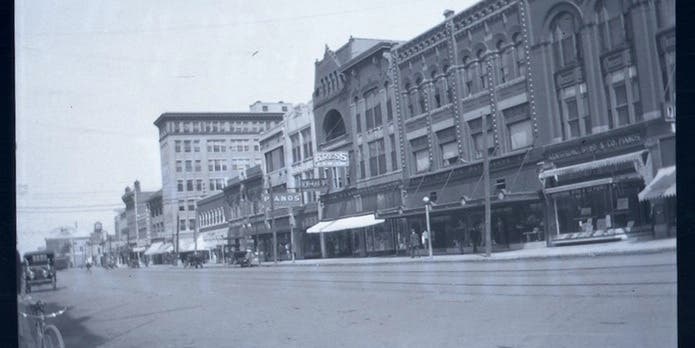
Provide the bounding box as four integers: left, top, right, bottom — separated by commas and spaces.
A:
421, 229, 429, 250
409, 229, 419, 258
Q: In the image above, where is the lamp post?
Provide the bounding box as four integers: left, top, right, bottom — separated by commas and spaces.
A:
422, 196, 433, 258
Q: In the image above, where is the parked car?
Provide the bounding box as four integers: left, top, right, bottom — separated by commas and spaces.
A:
23, 251, 57, 293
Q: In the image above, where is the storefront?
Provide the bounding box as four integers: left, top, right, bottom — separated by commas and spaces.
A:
540, 146, 652, 245
307, 213, 391, 257
638, 165, 676, 238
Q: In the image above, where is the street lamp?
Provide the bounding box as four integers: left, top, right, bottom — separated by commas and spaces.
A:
422, 196, 433, 258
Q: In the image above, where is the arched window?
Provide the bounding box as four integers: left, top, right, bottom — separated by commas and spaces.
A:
404, 82, 414, 118
476, 49, 488, 91
596, 1, 627, 53
323, 109, 346, 141
550, 12, 581, 68
497, 40, 512, 84
512, 33, 526, 78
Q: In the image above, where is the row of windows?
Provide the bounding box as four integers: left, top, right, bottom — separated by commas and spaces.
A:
151, 222, 165, 234
174, 140, 260, 153
176, 160, 202, 173
356, 134, 399, 179
166, 120, 274, 134
179, 219, 196, 231
177, 179, 205, 192
355, 90, 395, 133
178, 199, 197, 212
410, 103, 534, 174
200, 207, 225, 228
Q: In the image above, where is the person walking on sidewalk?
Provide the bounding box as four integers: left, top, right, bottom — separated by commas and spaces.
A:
409, 229, 419, 258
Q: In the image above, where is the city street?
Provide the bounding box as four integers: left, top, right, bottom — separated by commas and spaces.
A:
20, 251, 676, 348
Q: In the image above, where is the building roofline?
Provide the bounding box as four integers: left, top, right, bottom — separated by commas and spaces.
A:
338, 41, 400, 73
153, 112, 285, 127
197, 190, 226, 205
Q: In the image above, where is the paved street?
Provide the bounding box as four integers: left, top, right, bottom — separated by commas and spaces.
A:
21, 251, 676, 348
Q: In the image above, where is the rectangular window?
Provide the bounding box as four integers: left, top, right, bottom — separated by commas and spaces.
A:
187, 180, 194, 191
356, 113, 361, 133
414, 149, 430, 173
189, 219, 196, 231
389, 134, 398, 171
566, 99, 580, 138
613, 83, 629, 126
386, 99, 393, 121
180, 219, 187, 231
366, 108, 374, 130
193, 140, 200, 152
187, 200, 195, 211
440, 141, 458, 166
178, 200, 185, 212
196, 179, 203, 191
301, 128, 313, 158
291, 134, 301, 164
177, 180, 184, 192
176, 160, 182, 173
175, 141, 181, 153
374, 104, 383, 127
358, 145, 366, 179
185, 160, 192, 172
195, 160, 201, 172
508, 120, 533, 150
184, 140, 191, 152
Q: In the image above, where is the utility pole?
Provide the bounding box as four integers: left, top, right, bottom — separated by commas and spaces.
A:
267, 174, 277, 263
176, 211, 181, 265
483, 63, 493, 257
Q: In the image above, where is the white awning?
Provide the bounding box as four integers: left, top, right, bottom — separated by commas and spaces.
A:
639, 165, 676, 201
539, 150, 646, 180
306, 221, 334, 233
160, 243, 174, 253
544, 178, 613, 195
178, 238, 196, 253
306, 214, 384, 234
132, 246, 147, 253
144, 242, 164, 256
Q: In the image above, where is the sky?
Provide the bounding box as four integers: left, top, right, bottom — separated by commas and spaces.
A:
15, 0, 476, 254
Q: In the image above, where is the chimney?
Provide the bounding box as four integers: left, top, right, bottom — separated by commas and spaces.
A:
444, 9, 454, 19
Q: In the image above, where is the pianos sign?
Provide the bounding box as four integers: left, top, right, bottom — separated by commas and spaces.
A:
314, 152, 349, 167
262, 192, 303, 207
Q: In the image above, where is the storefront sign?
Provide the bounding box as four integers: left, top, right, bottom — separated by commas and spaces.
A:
299, 178, 328, 190
261, 192, 302, 207
314, 152, 349, 167
547, 134, 642, 162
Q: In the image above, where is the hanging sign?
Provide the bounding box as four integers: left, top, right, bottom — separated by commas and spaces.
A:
314, 152, 349, 167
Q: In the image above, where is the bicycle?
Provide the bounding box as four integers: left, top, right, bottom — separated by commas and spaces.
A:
19, 300, 66, 348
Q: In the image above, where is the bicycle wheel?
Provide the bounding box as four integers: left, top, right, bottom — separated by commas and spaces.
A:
42, 324, 64, 348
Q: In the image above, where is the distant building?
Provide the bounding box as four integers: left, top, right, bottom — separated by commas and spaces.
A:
44, 236, 90, 268
249, 101, 293, 113
121, 180, 156, 252
153, 107, 286, 250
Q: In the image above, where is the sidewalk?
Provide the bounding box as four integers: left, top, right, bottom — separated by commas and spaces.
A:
190, 238, 676, 268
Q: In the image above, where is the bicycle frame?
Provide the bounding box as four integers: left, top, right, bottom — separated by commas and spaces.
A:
20, 301, 66, 348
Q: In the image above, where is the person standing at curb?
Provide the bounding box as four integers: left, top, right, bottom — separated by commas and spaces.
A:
409, 229, 419, 258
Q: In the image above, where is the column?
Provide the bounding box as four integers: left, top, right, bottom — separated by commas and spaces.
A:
579, 25, 610, 133
627, 2, 664, 120
531, 42, 563, 143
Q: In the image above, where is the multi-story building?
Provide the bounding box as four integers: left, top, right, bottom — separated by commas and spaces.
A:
528, 0, 676, 243
259, 102, 321, 259
121, 181, 156, 258
142, 189, 174, 264
153, 107, 286, 250
226, 166, 268, 257
113, 208, 127, 242
310, 37, 404, 258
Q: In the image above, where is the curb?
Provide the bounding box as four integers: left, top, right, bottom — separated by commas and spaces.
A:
254, 246, 677, 268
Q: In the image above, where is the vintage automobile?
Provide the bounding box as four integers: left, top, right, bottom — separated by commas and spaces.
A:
23, 251, 57, 293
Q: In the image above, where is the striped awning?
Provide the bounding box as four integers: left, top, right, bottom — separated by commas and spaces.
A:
638, 166, 676, 201
539, 150, 646, 180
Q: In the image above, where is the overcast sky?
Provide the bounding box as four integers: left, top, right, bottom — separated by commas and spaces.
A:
15, 0, 476, 253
